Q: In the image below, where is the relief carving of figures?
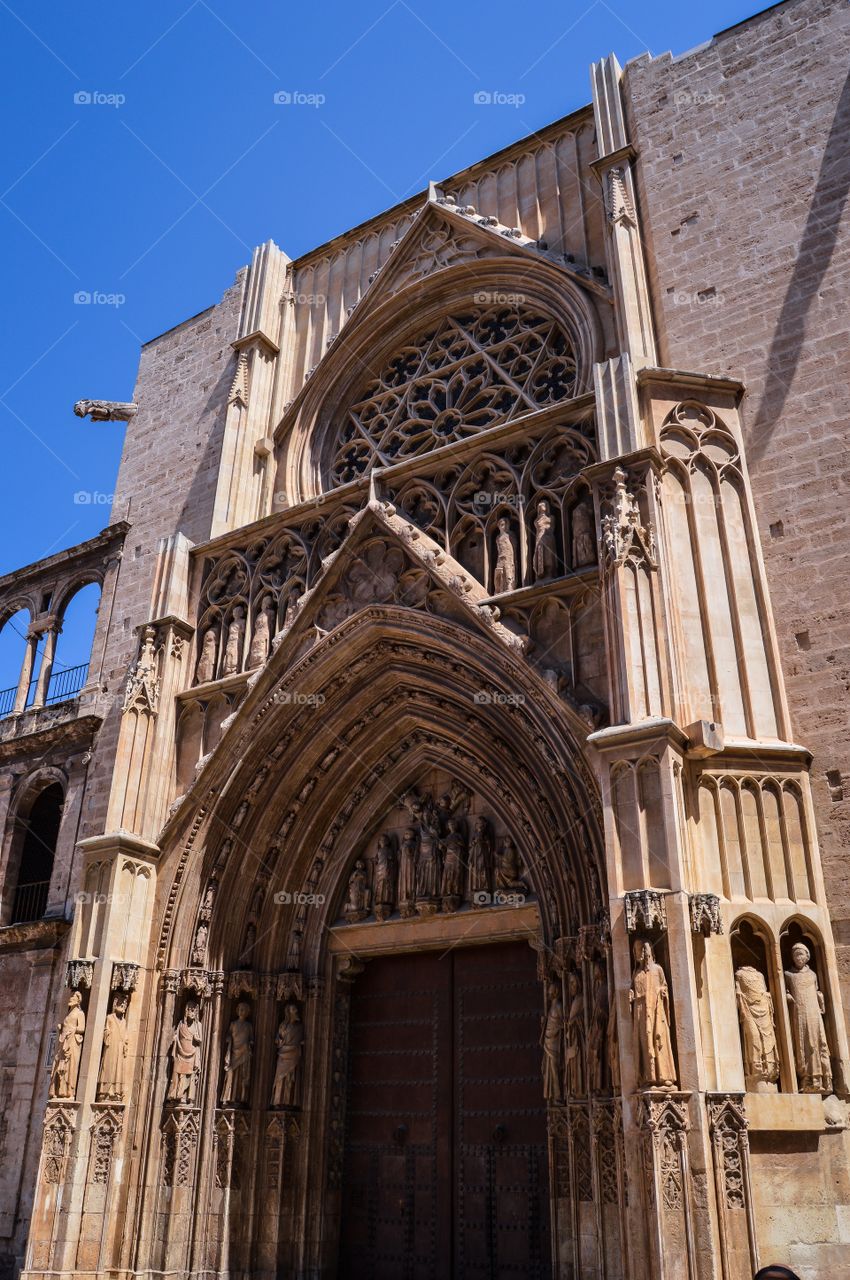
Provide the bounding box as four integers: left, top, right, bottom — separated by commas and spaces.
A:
785, 943, 832, 1094
248, 597, 273, 669
630, 941, 676, 1088
600, 468, 655, 569
50, 991, 85, 1100
222, 607, 245, 677
495, 836, 525, 892
735, 966, 780, 1092
564, 971, 585, 1096
468, 815, 493, 899
343, 859, 370, 923
271, 1002, 304, 1108
220, 1001, 253, 1106
195, 628, 217, 685
541, 980, 565, 1104
493, 518, 517, 594
587, 960, 609, 1093
532, 500, 557, 580
414, 796, 442, 911
373, 835, 397, 922
398, 828, 418, 918
167, 1002, 202, 1104
440, 818, 465, 911
97, 995, 129, 1102
571, 499, 596, 567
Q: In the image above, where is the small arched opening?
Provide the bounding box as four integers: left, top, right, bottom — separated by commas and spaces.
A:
8, 781, 64, 924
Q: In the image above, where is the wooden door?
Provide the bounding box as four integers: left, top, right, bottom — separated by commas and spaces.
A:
338, 942, 550, 1279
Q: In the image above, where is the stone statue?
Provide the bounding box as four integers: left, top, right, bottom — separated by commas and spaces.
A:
167, 1002, 202, 1104
440, 818, 465, 910
195, 628, 217, 685
282, 585, 302, 630
343, 859, 370, 922
248, 599, 272, 668
587, 959, 609, 1094
541, 981, 564, 1103
564, 971, 585, 1096
191, 922, 208, 967
468, 815, 493, 899
571, 499, 596, 567
607, 991, 621, 1092
50, 991, 85, 1100
398, 827, 418, 918
630, 940, 676, 1088
97, 995, 129, 1102
220, 1001, 254, 1106
735, 966, 780, 1092
222, 607, 245, 677
785, 943, 832, 1094
493, 518, 517, 594
271, 1002, 304, 1107
414, 798, 442, 911
495, 836, 525, 892
532, 499, 558, 580
373, 834, 397, 921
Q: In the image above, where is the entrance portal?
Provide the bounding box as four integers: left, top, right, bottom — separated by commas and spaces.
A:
338, 941, 551, 1279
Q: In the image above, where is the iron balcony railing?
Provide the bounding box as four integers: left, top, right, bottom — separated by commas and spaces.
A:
11, 879, 49, 924
0, 661, 89, 719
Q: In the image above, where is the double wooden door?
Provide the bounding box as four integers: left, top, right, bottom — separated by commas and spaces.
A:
338, 942, 551, 1279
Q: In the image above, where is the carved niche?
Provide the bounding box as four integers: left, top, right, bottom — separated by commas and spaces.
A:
334, 772, 533, 926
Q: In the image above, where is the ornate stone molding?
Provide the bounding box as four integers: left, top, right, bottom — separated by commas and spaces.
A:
122, 626, 160, 716
689, 893, 723, 936
111, 962, 140, 992
66, 958, 95, 990
600, 467, 656, 571
624, 889, 668, 934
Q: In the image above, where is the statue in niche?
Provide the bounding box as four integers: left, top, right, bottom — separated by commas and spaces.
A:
630, 940, 676, 1088
222, 607, 245, 677
195, 628, 217, 685
398, 827, 418, 918
201, 880, 217, 917
440, 818, 465, 911
271, 1002, 304, 1107
571, 499, 596, 567
220, 1001, 254, 1106
564, 970, 585, 1096
97, 994, 129, 1102
414, 797, 442, 912
607, 992, 621, 1092
468, 815, 493, 899
735, 966, 780, 1092
167, 1002, 202, 1104
541, 980, 565, 1104
248, 598, 273, 668
587, 959, 609, 1094
49, 991, 86, 1100
784, 943, 833, 1094
532, 499, 558, 580
493, 518, 517, 594
495, 836, 525, 892
242, 922, 257, 960
191, 921, 208, 967
282, 585, 302, 630
343, 859, 370, 922
373, 835, 397, 922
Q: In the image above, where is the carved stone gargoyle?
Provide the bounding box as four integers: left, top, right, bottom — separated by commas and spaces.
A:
74, 399, 138, 423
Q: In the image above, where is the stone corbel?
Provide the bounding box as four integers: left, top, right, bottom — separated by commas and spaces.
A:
277, 971, 303, 1001
111, 961, 140, 993
66, 959, 95, 990
689, 894, 723, 936
624, 890, 668, 934
227, 970, 258, 1000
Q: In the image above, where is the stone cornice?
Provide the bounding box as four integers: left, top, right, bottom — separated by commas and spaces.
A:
0, 522, 129, 593
0, 916, 70, 954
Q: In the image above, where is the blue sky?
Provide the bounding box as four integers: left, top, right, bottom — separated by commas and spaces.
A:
1, 0, 762, 597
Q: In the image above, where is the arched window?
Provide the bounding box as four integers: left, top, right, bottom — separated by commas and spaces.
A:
9, 782, 64, 924
49, 581, 101, 704
0, 606, 32, 717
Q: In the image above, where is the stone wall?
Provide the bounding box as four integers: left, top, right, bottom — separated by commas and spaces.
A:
624, 0, 850, 1005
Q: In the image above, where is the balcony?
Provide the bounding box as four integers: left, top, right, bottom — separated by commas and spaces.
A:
0, 661, 89, 720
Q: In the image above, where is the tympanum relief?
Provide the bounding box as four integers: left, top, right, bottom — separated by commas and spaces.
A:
335, 778, 530, 926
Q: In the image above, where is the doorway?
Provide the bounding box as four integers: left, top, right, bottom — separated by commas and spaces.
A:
338, 941, 551, 1278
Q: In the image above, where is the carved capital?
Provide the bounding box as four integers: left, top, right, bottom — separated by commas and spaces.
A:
277, 971, 304, 1002
227, 970, 258, 1000
161, 969, 181, 996
111, 962, 140, 993
624, 889, 668, 933
181, 968, 214, 999
689, 893, 723, 936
